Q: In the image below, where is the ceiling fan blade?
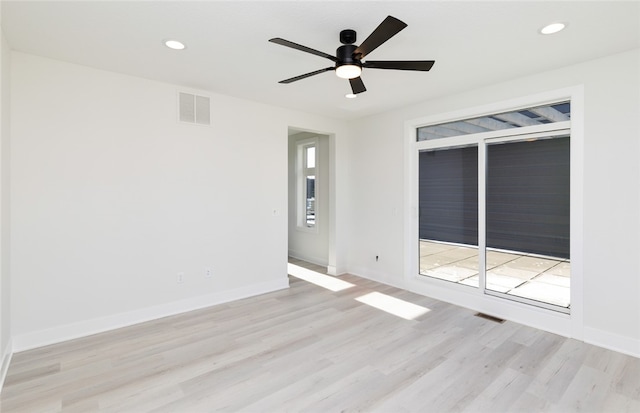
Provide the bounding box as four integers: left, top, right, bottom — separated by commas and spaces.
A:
349, 77, 366, 94
363, 60, 435, 71
269, 38, 338, 62
354, 16, 407, 59
279, 67, 334, 84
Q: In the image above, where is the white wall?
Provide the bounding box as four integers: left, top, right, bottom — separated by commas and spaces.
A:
346, 49, 640, 357
0, 4, 13, 387
288, 132, 330, 266
10, 52, 349, 351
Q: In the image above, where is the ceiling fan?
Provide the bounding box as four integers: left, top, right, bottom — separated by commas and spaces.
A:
269, 15, 435, 95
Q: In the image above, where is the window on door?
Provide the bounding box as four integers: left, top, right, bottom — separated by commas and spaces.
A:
417, 101, 571, 312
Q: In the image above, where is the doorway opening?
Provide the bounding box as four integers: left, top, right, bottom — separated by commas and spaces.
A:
288, 129, 332, 270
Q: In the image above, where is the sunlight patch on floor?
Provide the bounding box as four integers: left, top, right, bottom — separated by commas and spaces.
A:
287, 263, 355, 292
355, 292, 430, 320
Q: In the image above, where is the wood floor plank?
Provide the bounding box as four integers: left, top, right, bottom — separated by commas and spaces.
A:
2, 260, 639, 412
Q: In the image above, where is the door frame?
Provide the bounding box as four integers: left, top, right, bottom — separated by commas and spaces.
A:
287, 127, 339, 274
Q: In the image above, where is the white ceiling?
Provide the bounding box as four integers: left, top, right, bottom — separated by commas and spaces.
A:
2, 1, 639, 120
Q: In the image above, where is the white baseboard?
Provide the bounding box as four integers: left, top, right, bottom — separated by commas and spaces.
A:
288, 250, 328, 268
0, 338, 12, 393
584, 327, 640, 359
348, 266, 408, 290
327, 266, 347, 276
13, 278, 289, 353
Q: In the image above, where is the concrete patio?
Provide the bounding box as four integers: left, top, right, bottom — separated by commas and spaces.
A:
419, 240, 570, 308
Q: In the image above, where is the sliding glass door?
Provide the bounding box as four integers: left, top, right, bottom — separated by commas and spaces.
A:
419, 146, 479, 287
484, 136, 570, 310
417, 102, 571, 312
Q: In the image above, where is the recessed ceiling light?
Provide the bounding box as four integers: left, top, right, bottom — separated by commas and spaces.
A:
164, 40, 186, 50
539, 22, 567, 35
345, 93, 357, 99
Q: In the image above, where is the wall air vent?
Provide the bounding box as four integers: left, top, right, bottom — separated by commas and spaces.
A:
178, 92, 210, 126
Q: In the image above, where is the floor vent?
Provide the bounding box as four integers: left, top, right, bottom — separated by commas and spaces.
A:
475, 313, 505, 323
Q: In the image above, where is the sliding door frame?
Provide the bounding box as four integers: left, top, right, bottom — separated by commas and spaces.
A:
404, 87, 584, 339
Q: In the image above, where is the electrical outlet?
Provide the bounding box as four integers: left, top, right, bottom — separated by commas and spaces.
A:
205, 268, 212, 279
177, 272, 184, 283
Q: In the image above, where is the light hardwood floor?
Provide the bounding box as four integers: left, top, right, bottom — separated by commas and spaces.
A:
2, 260, 639, 412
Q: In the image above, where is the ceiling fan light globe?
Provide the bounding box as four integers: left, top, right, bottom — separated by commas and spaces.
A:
336, 64, 362, 79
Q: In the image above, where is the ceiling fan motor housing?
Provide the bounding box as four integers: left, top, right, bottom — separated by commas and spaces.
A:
336, 44, 361, 69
